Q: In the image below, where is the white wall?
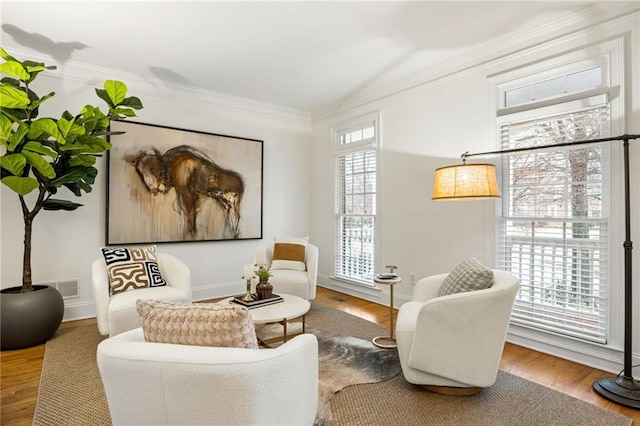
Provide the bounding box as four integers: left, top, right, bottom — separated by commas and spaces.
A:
310, 11, 640, 374
0, 49, 312, 320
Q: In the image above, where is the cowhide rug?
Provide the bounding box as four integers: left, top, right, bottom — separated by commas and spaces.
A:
255, 323, 401, 425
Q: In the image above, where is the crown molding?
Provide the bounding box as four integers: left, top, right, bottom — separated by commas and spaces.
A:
311, 2, 640, 123
4, 47, 312, 125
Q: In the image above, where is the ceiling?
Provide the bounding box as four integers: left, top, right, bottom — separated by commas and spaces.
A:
0, 1, 613, 113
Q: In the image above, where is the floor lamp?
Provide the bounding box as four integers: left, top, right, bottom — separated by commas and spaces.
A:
432, 134, 640, 409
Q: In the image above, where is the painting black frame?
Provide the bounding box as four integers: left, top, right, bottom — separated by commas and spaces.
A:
106, 121, 263, 245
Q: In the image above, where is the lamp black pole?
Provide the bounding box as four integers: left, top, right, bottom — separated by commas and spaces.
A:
592, 137, 640, 409
465, 134, 640, 409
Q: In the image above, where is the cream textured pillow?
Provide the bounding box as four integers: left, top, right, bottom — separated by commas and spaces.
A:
438, 258, 494, 297
136, 300, 258, 349
271, 237, 308, 271
101, 245, 167, 296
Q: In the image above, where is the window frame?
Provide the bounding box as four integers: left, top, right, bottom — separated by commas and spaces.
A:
488, 38, 626, 354
331, 112, 380, 288
496, 55, 610, 114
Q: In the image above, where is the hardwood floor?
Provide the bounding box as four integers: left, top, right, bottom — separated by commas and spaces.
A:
1, 287, 638, 425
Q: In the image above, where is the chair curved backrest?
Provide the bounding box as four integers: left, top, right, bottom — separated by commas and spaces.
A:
396, 269, 519, 391
91, 253, 192, 336
97, 328, 319, 425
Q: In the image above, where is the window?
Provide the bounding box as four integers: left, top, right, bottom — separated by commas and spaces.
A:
504, 66, 602, 107
333, 116, 378, 285
491, 40, 623, 345
497, 103, 610, 343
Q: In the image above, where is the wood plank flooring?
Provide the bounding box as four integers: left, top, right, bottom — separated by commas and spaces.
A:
1, 287, 638, 425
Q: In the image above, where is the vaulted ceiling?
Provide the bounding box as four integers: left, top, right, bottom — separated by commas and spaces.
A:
1, 1, 617, 113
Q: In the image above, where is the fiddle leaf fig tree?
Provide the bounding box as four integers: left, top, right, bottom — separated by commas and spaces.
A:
0, 47, 143, 292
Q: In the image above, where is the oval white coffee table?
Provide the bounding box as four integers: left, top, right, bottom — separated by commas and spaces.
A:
220, 294, 310, 346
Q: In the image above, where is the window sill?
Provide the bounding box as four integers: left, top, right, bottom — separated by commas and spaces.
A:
330, 276, 382, 291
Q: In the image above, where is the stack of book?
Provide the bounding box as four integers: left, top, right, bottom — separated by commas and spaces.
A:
231, 294, 284, 309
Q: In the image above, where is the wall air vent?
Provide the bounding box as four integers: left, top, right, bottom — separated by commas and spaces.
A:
40, 280, 80, 299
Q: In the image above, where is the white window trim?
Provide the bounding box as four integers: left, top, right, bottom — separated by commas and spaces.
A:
331, 111, 381, 289
496, 56, 610, 113
491, 39, 620, 111
488, 38, 627, 369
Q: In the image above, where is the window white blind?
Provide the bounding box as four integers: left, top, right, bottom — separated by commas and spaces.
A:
334, 124, 376, 285
497, 104, 610, 343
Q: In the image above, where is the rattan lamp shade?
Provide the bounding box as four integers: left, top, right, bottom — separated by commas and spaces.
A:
432, 163, 500, 200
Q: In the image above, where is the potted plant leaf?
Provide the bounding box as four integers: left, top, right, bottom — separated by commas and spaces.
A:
0, 47, 143, 350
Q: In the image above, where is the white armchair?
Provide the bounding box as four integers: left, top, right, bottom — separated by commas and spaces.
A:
259, 243, 318, 300
97, 328, 319, 426
396, 269, 519, 394
91, 253, 192, 337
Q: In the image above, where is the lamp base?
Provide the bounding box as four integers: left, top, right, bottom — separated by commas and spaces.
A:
592, 376, 640, 409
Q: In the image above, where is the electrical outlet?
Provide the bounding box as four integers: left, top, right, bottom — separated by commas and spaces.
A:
410, 273, 416, 284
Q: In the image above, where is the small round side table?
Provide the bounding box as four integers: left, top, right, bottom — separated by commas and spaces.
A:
372, 274, 401, 349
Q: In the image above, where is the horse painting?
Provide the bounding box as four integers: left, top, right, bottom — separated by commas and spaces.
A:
130, 145, 245, 239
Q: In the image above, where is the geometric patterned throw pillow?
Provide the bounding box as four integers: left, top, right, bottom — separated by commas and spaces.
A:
101, 245, 167, 296
438, 258, 494, 297
136, 299, 259, 349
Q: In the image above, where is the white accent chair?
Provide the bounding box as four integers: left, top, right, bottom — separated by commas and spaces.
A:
259, 243, 319, 300
396, 269, 519, 394
91, 253, 192, 337
97, 328, 319, 426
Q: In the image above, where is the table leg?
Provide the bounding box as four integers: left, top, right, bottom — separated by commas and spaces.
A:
259, 316, 307, 347
283, 319, 288, 342
372, 284, 397, 349
389, 284, 395, 340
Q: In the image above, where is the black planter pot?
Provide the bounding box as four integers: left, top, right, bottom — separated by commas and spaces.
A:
1, 285, 64, 350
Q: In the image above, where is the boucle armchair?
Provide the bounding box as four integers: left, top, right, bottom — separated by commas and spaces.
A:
92, 253, 192, 337
396, 269, 519, 394
97, 328, 319, 426
258, 243, 318, 300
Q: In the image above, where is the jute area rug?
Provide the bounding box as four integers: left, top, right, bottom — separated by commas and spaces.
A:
33, 301, 632, 426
